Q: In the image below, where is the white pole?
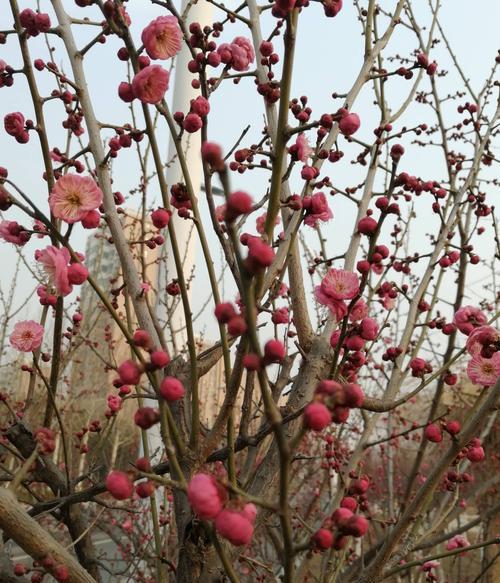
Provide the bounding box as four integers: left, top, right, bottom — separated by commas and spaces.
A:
155, 0, 213, 351
150, 1, 213, 464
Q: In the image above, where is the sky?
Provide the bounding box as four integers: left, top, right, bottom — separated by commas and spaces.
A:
0, 0, 498, 347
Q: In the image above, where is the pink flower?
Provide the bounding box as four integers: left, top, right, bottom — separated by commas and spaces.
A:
422, 560, 440, 572
0, 221, 30, 246
10, 320, 44, 352
256, 212, 280, 234
467, 353, 500, 387
359, 317, 378, 341
445, 535, 470, 552
466, 325, 499, 356
244, 236, 275, 273
303, 192, 333, 227
37, 245, 73, 297
49, 174, 103, 223
349, 299, 368, 322
290, 133, 313, 162
453, 305, 487, 335
315, 286, 348, 321
319, 269, 359, 301
217, 37, 255, 72
141, 16, 182, 60
132, 65, 169, 104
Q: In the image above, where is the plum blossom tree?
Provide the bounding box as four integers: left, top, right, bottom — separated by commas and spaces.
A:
0, 1, 499, 583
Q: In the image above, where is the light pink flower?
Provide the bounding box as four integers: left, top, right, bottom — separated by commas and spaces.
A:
217, 37, 255, 72
291, 133, 313, 162
453, 305, 487, 335
466, 325, 499, 356
49, 174, 103, 224
303, 192, 333, 227
256, 213, 280, 234
10, 320, 44, 352
315, 287, 348, 321
422, 560, 440, 572
349, 299, 369, 322
319, 269, 359, 301
467, 353, 500, 387
141, 16, 182, 60
445, 535, 470, 552
132, 65, 169, 104
231, 37, 255, 71
0, 220, 30, 246
37, 245, 73, 297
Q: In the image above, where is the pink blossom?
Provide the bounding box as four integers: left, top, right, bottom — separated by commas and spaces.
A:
467, 353, 500, 387
453, 305, 487, 335
359, 317, 378, 341
422, 560, 440, 572
37, 245, 73, 297
132, 65, 169, 104
466, 325, 499, 356
256, 213, 280, 234
315, 286, 348, 321
445, 535, 470, 552
0, 221, 30, 246
303, 192, 333, 227
10, 320, 44, 352
141, 16, 182, 60
291, 133, 313, 162
349, 299, 369, 322
319, 269, 359, 301
49, 174, 103, 224
215, 204, 226, 222
217, 37, 255, 72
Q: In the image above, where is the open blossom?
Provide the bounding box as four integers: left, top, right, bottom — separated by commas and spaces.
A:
0, 220, 30, 246
467, 353, 500, 387
318, 269, 359, 301
49, 174, 103, 223
141, 16, 182, 60
453, 305, 487, 335
37, 245, 73, 297
132, 65, 169, 104
466, 325, 499, 356
290, 133, 313, 162
256, 212, 280, 234
315, 269, 359, 319
349, 299, 369, 322
10, 320, 44, 352
303, 192, 333, 227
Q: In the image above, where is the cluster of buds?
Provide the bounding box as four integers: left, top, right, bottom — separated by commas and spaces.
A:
303, 380, 365, 431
